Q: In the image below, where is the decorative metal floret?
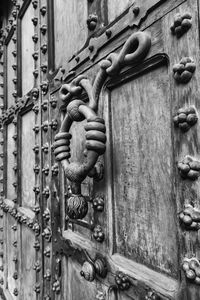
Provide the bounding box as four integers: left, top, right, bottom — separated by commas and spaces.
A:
182, 257, 200, 285
178, 156, 200, 180
173, 57, 196, 84
92, 197, 104, 212
93, 225, 105, 242
170, 13, 192, 38
115, 272, 131, 290
173, 106, 198, 132
179, 204, 200, 230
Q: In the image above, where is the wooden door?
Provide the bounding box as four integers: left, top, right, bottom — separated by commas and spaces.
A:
1, 0, 200, 299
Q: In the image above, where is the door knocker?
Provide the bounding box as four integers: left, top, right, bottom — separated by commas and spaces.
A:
53, 31, 151, 220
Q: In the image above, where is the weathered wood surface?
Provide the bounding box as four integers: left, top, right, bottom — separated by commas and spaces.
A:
6, 38, 15, 108
109, 65, 178, 277
54, 0, 88, 69
162, 0, 200, 298
63, 257, 97, 300
6, 123, 15, 200
21, 110, 35, 207
20, 225, 36, 299
21, 2, 34, 95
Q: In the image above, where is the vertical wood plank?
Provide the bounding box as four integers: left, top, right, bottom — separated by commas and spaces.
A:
21, 3, 34, 95
21, 110, 35, 207
53, 0, 88, 69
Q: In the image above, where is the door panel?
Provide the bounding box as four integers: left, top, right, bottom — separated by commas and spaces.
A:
6, 214, 17, 298
6, 123, 16, 200
21, 2, 34, 95
109, 65, 178, 276
6, 37, 16, 108
20, 225, 36, 299
21, 110, 35, 207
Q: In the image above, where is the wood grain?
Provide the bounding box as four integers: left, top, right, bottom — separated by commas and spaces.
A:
54, 0, 88, 69
21, 110, 35, 207
107, 0, 133, 23
6, 38, 15, 108
20, 225, 36, 299
109, 65, 178, 277
6, 123, 16, 200
21, 2, 34, 95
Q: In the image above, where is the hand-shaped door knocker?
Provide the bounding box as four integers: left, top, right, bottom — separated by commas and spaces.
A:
53, 31, 151, 219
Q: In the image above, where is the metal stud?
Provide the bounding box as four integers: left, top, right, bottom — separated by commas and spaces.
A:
33, 261, 41, 272
41, 121, 49, 132
42, 165, 49, 176
40, 81, 48, 95
33, 165, 40, 174
32, 0, 38, 9
50, 96, 57, 108
40, 6, 47, 16
12, 9, 17, 19
42, 187, 50, 198
44, 269, 51, 281
93, 225, 105, 242
16, 4, 20, 10
32, 52, 39, 60
33, 69, 39, 78
12, 77, 17, 84
34, 283, 40, 294
40, 25, 47, 35
32, 34, 38, 43
12, 64, 17, 71
13, 271, 18, 280
44, 246, 51, 257
51, 163, 59, 176
32, 104, 39, 114
13, 256, 18, 263
33, 205, 40, 214
87, 14, 98, 31
41, 44, 47, 54
33, 144, 39, 153
27, 219, 34, 228
33, 125, 40, 133
42, 143, 49, 153
41, 99, 48, 110
115, 272, 130, 290
41, 64, 47, 73
32, 17, 38, 26
13, 240, 17, 247
33, 186, 40, 194
31, 88, 39, 101
43, 208, 50, 221
12, 36, 17, 43
33, 240, 40, 251
12, 134, 17, 140
12, 182, 17, 188
32, 223, 40, 236
42, 226, 52, 241
49, 119, 58, 131
52, 280, 61, 294
13, 288, 19, 296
